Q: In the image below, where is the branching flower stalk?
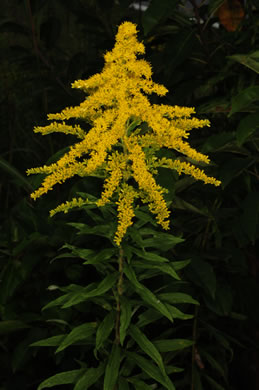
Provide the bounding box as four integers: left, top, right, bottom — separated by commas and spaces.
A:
27, 21, 220, 247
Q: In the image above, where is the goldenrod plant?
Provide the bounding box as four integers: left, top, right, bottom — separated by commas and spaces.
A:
28, 22, 220, 390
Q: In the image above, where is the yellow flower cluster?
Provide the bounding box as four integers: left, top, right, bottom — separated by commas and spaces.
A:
114, 184, 138, 246
27, 21, 220, 246
50, 197, 89, 217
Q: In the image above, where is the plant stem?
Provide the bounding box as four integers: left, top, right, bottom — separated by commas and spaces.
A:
191, 305, 199, 390
115, 247, 124, 345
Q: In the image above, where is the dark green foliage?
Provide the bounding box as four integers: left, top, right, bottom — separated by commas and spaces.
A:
1, 0, 259, 389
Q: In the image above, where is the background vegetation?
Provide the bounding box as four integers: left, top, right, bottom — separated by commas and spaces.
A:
0, 0, 258, 389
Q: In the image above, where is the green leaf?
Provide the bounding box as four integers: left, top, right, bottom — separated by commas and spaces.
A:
120, 297, 132, 345
203, 374, 225, 390
241, 192, 259, 244
131, 260, 180, 280
229, 86, 259, 116
153, 339, 193, 352
173, 196, 208, 216
202, 350, 226, 379
134, 209, 157, 226
137, 308, 163, 327
96, 311, 115, 351
126, 352, 175, 390
171, 260, 191, 270
165, 304, 193, 320
219, 157, 254, 188
124, 265, 173, 322
139, 229, 184, 251
0, 261, 24, 305
158, 292, 199, 305
204, 282, 233, 316
236, 113, 259, 145
128, 227, 145, 249
74, 364, 105, 390
129, 325, 166, 376
126, 118, 142, 136
168, 29, 195, 71
68, 223, 114, 240
202, 322, 233, 357
103, 344, 120, 390
129, 378, 153, 390
59, 244, 95, 260
208, 0, 225, 17
83, 248, 117, 265
198, 98, 230, 114
202, 132, 234, 153
0, 320, 30, 335
142, 0, 178, 35
229, 51, 259, 74
186, 258, 216, 299
38, 369, 85, 390
56, 323, 96, 353
0, 156, 33, 192
30, 335, 65, 347
118, 377, 130, 390
42, 284, 86, 310
132, 248, 169, 263
62, 273, 118, 308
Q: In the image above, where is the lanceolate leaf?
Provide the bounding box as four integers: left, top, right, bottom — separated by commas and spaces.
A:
137, 229, 184, 251
126, 352, 175, 390
30, 335, 65, 347
171, 260, 191, 271
74, 364, 105, 390
120, 297, 132, 345
202, 350, 226, 379
229, 51, 259, 74
118, 377, 131, 390
129, 324, 166, 376
229, 86, 259, 116
37, 369, 85, 390
62, 273, 117, 309
131, 260, 180, 280
103, 344, 120, 390
132, 248, 169, 263
241, 192, 259, 244
142, 0, 178, 35
55, 273, 118, 309
137, 308, 163, 328
236, 113, 259, 145
165, 304, 193, 320
129, 378, 153, 390
42, 284, 90, 310
0, 320, 30, 335
153, 339, 193, 352
68, 223, 114, 240
55, 323, 96, 353
203, 374, 225, 390
158, 292, 199, 305
0, 156, 33, 192
124, 265, 173, 322
96, 311, 115, 351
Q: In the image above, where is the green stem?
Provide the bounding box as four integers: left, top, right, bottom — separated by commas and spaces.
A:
191, 305, 199, 390
115, 247, 124, 345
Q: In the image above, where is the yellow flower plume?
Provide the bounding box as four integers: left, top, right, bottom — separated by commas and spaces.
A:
27, 21, 221, 246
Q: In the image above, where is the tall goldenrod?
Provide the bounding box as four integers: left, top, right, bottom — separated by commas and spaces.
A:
27, 21, 220, 246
